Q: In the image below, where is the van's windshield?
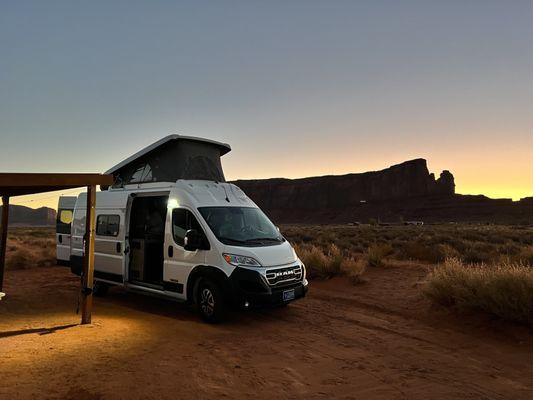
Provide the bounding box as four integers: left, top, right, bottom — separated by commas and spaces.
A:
198, 207, 284, 247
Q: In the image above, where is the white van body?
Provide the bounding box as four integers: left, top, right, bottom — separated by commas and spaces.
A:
65, 136, 308, 321
56, 196, 77, 265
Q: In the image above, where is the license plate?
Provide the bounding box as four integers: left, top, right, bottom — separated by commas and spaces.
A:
283, 289, 295, 302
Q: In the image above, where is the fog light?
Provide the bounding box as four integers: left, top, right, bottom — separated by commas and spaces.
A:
244, 301, 250, 308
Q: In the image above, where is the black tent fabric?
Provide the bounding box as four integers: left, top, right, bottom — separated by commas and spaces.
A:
107, 137, 229, 188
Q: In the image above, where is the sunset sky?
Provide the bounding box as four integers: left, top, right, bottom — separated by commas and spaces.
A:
1, 1, 532, 209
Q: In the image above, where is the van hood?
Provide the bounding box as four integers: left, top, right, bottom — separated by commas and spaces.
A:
223, 241, 297, 267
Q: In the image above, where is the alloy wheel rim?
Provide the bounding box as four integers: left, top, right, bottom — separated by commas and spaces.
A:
200, 288, 215, 316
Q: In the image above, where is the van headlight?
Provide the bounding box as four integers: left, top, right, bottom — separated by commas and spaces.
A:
223, 253, 262, 267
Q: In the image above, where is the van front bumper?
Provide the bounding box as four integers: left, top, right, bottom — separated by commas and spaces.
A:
228, 267, 308, 308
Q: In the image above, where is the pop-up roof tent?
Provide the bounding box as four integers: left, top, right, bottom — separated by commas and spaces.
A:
104, 135, 232, 189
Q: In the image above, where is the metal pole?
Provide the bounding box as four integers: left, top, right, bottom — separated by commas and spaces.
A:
81, 185, 96, 324
0, 196, 9, 292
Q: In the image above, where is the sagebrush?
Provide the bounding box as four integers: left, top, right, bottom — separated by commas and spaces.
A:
424, 258, 533, 327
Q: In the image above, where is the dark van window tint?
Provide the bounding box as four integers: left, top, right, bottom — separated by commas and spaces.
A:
96, 215, 120, 237
172, 209, 205, 247
56, 209, 73, 234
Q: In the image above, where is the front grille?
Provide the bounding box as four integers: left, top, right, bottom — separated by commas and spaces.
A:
265, 265, 302, 286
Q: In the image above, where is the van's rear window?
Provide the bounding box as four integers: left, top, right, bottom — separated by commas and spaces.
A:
56, 209, 73, 234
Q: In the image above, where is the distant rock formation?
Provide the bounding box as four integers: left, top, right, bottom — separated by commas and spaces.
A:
235, 159, 454, 207
233, 159, 533, 224
0, 205, 56, 226
435, 170, 455, 195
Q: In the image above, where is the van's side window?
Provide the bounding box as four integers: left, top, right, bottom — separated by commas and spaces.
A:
56, 209, 73, 234
96, 215, 120, 237
172, 209, 205, 247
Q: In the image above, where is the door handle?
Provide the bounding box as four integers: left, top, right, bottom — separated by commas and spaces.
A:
168, 246, 174, 258
58, 235, 63, 244
116, 242, 122, 254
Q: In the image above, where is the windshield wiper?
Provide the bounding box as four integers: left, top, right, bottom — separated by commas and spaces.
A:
245, 237, 282, 243
218, 237, 248, 245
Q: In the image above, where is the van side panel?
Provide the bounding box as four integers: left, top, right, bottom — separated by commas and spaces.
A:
70, 191, 130, 280
56, 213, 72, 264
94, 210, 126, 282
56, 196, 77, 265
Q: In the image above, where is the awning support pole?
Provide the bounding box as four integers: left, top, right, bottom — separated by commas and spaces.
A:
81, 185, 96, 324
0, 196, 9, 292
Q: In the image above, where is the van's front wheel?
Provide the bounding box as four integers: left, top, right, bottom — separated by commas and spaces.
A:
196, 280, 227, 323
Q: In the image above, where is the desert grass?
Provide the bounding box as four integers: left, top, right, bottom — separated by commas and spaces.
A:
283, 224, 533, 267
367, 243, 393, 267
285, 224, 533, 301
5, 227, 56, 270
424, 258, 533, 327
294, 243, 366, 283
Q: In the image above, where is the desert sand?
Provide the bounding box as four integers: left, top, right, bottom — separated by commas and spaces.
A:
1, 264, 532, 400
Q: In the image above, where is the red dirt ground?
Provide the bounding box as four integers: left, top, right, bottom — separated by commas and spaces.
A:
1, 264, 532, 400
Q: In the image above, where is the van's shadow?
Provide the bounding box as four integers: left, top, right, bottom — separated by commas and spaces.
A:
98, 288, 199, 321
97, 287, 292, 326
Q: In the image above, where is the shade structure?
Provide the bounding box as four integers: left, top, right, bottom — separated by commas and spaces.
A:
0, 173, 113, 197
0, 173, 113, 325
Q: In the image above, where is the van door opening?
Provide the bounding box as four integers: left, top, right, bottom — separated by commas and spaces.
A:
128, 195, 168, 287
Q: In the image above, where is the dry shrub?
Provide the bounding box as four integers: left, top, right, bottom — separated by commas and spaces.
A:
298, 244, 342, 279
295, 245, 329, 279
424, 258, 533, 327
326, 244, 343, 277
294, 244, 366, 283
367, 243, 393, 267
462, 244, 493, 264
517, 246, 533, 266
341, 257, 367, 284
6, 247, 33, 270
283, 224, 533, 269
400, 242, 457, 264
5, 228, 56, 270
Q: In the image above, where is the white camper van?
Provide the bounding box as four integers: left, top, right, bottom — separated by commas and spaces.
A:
62, 136, 308, 322
56, 196, 76, 265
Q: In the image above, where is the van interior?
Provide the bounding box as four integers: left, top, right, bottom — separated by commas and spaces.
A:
128, 196, 168, 287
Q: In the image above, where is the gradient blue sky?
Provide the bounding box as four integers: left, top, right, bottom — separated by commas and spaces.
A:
1, 1, 532, 208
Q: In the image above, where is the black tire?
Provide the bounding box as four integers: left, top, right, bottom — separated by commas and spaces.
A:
93, 281, 109, 297
196, 279, 227, 323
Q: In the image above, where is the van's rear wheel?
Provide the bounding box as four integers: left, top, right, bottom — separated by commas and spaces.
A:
196, 279, 227, 323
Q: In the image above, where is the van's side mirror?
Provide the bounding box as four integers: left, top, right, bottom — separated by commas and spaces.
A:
184, 229, 203, 251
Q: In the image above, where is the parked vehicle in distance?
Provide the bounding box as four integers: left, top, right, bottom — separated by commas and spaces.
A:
56, 196, 76, 266
59, 135, 308, 322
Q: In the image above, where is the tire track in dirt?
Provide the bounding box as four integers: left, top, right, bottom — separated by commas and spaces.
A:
244, 289, 529, 399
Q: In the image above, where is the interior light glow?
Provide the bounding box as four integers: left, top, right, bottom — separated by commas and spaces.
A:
167, 199, 179, 209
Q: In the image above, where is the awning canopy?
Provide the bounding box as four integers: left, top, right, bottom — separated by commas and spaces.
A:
0, 173, 113, 197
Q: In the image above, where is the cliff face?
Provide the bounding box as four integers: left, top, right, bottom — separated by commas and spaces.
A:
234, 159, 454, 210
233, 159, 533, 224
0, 205, 56, 226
